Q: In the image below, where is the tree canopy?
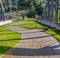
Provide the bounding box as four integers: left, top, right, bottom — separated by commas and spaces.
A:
2, 0, 44, 17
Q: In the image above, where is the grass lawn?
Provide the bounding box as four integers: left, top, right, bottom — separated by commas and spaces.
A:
21, 21, 60, 42
11, 17, 60, 42
11, 17, 44, 28
20, 21, 44, 28
46, 28, 60, 42
11, 21, 21, 24
0, 26, 21, 56
19, 18, 44, 28
19, 18, 60, 42
11, 17, 37, 24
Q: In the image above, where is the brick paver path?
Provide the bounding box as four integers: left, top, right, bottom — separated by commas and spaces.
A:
1, 24, 60, 58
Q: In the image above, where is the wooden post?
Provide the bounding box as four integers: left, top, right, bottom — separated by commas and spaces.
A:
51, 0, 54, 22
47, 0, 51, 21
55, 0, 58, 23
10, 0, 12, 19
44, 5, 47, 20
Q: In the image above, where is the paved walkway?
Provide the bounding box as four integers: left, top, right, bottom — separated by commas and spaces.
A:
1, 24, 60, 58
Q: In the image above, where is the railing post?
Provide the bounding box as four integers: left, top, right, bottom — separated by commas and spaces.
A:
51, 0, 54, 22
55, 0, 58, 23
9, 0, 12, 19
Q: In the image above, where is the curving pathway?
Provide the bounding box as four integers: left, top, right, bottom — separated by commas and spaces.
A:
1, 24, 60, 58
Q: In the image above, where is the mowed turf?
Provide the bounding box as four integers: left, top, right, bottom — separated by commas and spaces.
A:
20, 21, 44, 29
11, 16, 60, 42
0, 26, 21, 56
20, 18, 44, 28
19, 18, 60, 42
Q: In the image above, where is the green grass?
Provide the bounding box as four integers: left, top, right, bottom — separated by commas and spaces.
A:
36, 22, 60, 42
21, 21, 60, 42
20, 21, 43, 28
11, 21, 21, 24
19, 18, 60, 42
19, 18, 44, 28
11, 17, 60, 42
0, 26, 21, 56
46, 28, 60, 42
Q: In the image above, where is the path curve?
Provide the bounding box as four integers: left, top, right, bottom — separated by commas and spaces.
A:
1, 24, 60, 58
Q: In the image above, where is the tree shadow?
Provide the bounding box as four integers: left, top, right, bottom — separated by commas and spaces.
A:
0, 38, 21, 55
8, 24, 19, 26
19, 29, 43, 34
0, 46, 11, 55
0, 30, 10, 32
5, 44, 60, 56
0, 33, 19, 35
0, 38, 20, 42
22, 35, 52, 40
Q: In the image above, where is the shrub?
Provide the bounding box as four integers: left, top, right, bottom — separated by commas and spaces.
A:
26, 9, 36, 18
35, 4, 43, 16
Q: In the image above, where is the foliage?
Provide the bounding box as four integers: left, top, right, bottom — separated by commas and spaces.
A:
2, 0, 44, 17
20, 18, 44, 28
19, 18, 60, 42
35, 3, 43, 15
26, 6, 36, 18
17, 0, 30, 9
12, 5, 17, 11
26, 2, 43, 18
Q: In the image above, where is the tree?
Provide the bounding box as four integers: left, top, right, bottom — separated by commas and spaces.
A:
26, 7, 36, 18
35, 3, 43, 16
17, 0, 30, 9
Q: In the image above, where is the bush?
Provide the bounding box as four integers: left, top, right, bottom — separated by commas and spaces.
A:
12, 5, 17, 10
26, 9, 36, 18
35, 4, 43, 16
